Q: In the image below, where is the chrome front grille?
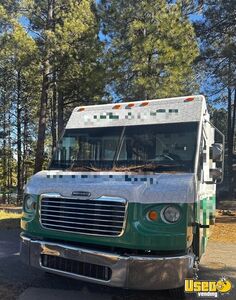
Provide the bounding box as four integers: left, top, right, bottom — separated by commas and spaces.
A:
40, 195, 127, 236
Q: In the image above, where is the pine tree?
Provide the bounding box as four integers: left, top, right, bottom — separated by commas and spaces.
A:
196, 0, 236, 198
99, 0, 199, 101
22, 0, 105, 172
0, 6, 39, 202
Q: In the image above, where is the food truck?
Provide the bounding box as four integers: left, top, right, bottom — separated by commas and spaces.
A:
20, 95, 224, 295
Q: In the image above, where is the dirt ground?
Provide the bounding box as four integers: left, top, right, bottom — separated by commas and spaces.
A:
210, 210, 236, 243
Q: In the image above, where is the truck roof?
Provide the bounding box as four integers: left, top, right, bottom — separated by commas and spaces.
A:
66, 95, 207, 129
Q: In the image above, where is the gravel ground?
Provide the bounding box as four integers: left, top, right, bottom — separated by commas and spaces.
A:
210, 211, 236, 243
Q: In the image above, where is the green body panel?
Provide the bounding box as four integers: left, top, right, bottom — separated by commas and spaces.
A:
194, 195, 216, 257
22, 197, 194, 252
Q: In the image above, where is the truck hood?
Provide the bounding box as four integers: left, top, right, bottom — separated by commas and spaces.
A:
25, 171, 195, 204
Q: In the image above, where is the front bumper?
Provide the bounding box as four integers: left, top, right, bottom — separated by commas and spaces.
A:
20, 233, 194, 290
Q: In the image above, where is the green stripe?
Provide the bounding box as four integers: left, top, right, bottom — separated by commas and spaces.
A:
22, 197, 193, 251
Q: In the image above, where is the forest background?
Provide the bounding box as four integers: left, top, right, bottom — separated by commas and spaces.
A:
0, 0, 235, 203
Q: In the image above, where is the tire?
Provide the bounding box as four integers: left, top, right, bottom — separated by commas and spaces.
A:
169, 286, 185, 299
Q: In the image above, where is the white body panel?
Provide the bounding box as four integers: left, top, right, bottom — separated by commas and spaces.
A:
66, 95, 204, 129
25, 95, 216, 204
25, 171, 195, 204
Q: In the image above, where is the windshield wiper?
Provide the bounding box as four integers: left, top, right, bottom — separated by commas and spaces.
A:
68, 156, 98, 171
112, 126, 126, 168
119, 163, 185, 172
68, 164, 98, 172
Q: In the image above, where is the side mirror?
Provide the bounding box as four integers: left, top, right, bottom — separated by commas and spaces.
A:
204, 120, 225, 185
210, 168, 223, 183
211, 143, 223, 162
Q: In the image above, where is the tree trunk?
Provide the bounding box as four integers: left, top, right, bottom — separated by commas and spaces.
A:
57, 90, 64, 140
231, 89, 236, 199
34, 0, 54, 173
51, 71, 57, 155
34, 65, 49, 173
227, 87, 233, 200
2, 96, 7, 204
7, 113, 12, 203
232, 89, 236, 151
17, 71, 23, 204
23, 102, 29, 184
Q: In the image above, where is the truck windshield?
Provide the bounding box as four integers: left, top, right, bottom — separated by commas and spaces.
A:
50, 122, 198, 172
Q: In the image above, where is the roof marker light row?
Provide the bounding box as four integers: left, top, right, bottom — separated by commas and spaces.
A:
77, 97, 195, 112
112, 102, 149, 109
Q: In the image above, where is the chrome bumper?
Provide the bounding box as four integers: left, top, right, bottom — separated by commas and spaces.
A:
20, 233, 194, 290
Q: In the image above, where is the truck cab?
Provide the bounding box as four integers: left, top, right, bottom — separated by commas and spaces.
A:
20, 95, 224, 292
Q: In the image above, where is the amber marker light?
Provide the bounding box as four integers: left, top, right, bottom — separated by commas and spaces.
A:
147, 210, 158, 221
184, 97, 194, 102
113, 104, 122, 109
126, 103, 135, 109
140, 101, 149, 107
78, 107, 85, 112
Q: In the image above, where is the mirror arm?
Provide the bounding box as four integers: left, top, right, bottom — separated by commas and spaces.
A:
204, 119, 225, 184
205, 180, 219, 185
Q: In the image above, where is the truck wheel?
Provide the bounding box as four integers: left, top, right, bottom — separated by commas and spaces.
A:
169, 286, 185, 299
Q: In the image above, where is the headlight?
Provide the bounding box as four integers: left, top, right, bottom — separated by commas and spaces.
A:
24, 195, 36, 212
161, 206, 181, 223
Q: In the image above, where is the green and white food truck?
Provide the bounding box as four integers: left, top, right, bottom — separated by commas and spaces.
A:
20, 95, 224, 294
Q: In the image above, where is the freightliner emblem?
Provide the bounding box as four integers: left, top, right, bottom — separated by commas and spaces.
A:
72, 191, 91, 197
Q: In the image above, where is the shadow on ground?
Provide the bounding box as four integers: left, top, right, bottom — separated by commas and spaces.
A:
0, 218, 20, 230
215, 216, 236, 224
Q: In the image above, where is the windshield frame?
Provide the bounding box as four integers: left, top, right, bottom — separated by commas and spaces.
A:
49, 122, 199, 173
